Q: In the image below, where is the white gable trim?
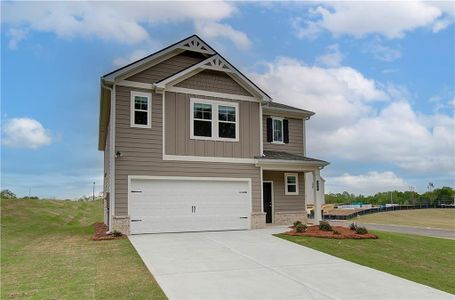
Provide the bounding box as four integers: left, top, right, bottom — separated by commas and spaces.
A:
155, 55, 271, 102
104, 35, 215, 82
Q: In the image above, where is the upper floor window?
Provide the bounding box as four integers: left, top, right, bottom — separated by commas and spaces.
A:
285, 173, 299, 195
130, 91, 151, 128
273, 118, 283, 143
266, 117, 289, 144
190, 98, 239, 141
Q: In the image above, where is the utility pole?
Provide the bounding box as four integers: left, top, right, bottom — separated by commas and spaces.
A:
92, 182, 95, 201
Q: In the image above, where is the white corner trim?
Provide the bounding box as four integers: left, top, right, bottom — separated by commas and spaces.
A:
130, 91, 152, 128
118, 80, 154, 90
284, 173, 299, 195
259, 105, 264, 156
166, 86, 258, 102
162, 91, 166, 157
190, 98, 240, 142
163, 154, 255, 164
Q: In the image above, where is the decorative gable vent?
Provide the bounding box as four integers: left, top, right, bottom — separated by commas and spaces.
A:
204, 55, 233, 72
180, 36, 214, 54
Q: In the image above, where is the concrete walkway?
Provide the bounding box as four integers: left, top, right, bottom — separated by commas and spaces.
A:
129, 228, 453, 300
330, 220, 455, 239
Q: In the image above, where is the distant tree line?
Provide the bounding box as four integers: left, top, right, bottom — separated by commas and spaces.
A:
0, 189, 103, 202
325, 186, 455, 206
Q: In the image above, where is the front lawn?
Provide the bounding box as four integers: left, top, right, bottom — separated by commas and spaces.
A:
276, 231, 455, 294
1, 198, 166, 299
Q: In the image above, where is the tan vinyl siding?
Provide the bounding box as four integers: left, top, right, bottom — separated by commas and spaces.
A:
126, 52, 205, 84
263, 115, 304, 155
263, 171, 305, 212
165, 91, 260, 158
175, 70, 252, 96
114, 85, 261, 216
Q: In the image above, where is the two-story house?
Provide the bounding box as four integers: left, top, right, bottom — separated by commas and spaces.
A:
98, 35, 329, 234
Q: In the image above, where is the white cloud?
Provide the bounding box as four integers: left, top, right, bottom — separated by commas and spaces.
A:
194, 21, 251, 50
7, 28, 28, 49
328, 171, 408, 195
363, 38, 401, 62
2, 118, 52, 149
316, 44, 343, 67
294, 1, 450, 39
250, 58, 455, 174
3, 2, 249, 50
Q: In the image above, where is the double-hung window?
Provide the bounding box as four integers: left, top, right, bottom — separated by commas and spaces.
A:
191, 98, 239, 141
272, 117, 283, 143
285, 173, 299, 195
130, 91, 151, 128
193, 103, 212, 137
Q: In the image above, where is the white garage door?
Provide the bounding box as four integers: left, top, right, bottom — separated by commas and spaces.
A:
129, 178, 251, 234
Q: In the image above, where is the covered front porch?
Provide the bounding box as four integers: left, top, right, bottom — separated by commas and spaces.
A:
256, 151, 329, 226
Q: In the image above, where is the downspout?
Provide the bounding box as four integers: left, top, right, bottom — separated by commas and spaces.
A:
102, 82, 115, 233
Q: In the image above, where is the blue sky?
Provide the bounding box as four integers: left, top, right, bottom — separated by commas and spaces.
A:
2, 1, 454, 198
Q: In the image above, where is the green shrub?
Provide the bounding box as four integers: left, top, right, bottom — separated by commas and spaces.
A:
295, 223, 307, 233
293, 220, 303, 228
333, 230, 341, 235
319, 221, 332, 231
112, 230, 123, 237
349, 223, 357, 231
355, 226, 368, 234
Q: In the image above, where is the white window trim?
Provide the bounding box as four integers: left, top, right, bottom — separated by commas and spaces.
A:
130, 91, 152, 128
272, 116, 284, 144
190, 98, 239, 142
284, 173, 299, 195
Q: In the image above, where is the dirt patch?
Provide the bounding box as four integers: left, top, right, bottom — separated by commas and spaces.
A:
92, 222, 125, 241
284, 225, 378, 239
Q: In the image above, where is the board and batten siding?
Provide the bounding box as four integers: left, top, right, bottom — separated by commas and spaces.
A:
263, 115, 304, 155
175, 70, 252, 96
114, 85, 261, 216
263, 171, 305, 212
165, 91, 260, 158
126, 51, 206, 84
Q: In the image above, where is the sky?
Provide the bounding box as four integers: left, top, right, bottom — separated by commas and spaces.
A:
1, 1, 454, 198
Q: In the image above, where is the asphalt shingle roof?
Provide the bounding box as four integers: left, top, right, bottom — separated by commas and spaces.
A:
257, 150, 329, 165
263, 102, 314, 115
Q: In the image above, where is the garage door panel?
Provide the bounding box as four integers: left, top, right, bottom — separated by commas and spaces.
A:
130, 178, 250, 234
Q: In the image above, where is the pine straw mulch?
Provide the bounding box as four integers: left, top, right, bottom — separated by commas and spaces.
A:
92, 222, 126, 241
284, 225, 378, 239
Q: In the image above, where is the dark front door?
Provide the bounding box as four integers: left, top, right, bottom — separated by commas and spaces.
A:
263, 182, 272, 223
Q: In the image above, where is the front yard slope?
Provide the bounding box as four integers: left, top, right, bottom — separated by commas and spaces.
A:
1, 198, 166, 299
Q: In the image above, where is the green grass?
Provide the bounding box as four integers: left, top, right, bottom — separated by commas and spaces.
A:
276, 231, 455, 294
355, 209, 455, 230
1, 198, 167, 299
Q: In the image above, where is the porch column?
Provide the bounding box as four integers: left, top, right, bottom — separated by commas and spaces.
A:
312, 169, 322, 223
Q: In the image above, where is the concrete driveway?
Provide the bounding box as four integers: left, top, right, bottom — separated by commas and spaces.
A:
129, 227, 452, 300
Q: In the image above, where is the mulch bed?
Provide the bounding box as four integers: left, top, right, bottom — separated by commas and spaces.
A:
92, 222, 126, 241
284, 225, 378, 239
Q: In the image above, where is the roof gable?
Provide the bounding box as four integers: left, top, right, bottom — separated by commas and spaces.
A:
175, 70, 253, 97
103, 35, 215, 82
